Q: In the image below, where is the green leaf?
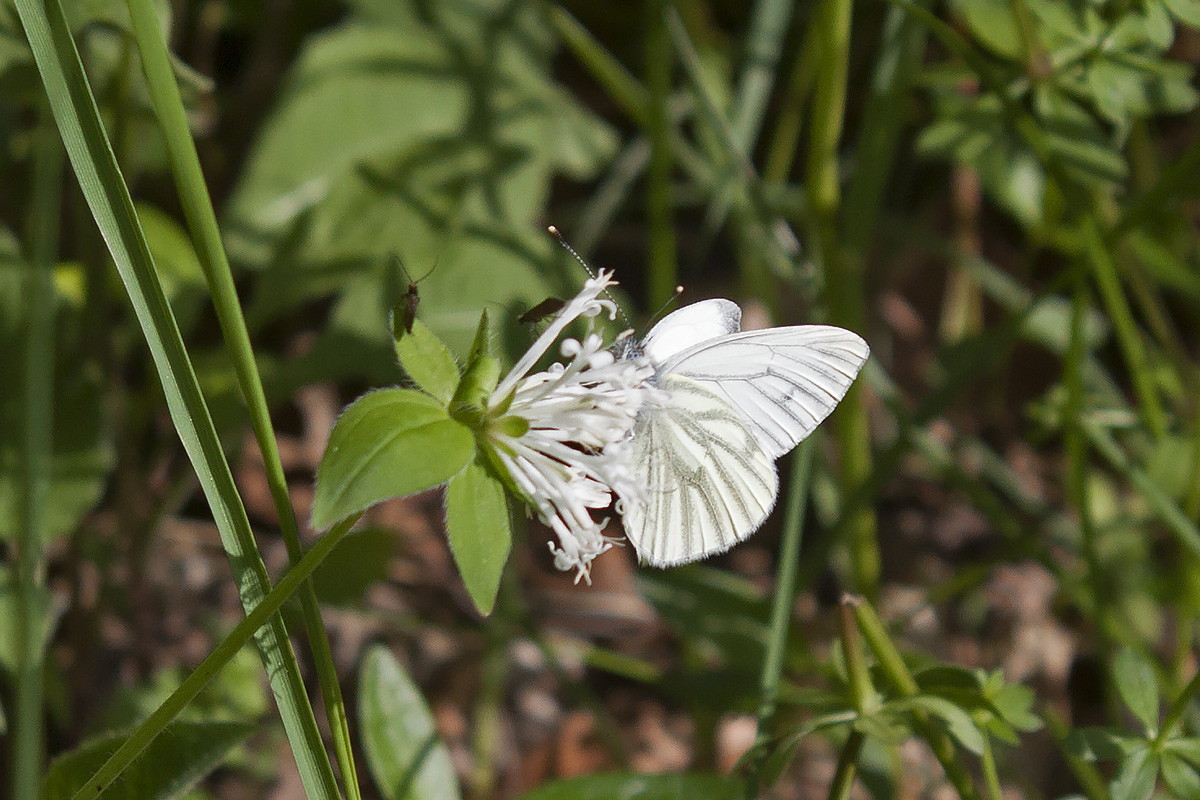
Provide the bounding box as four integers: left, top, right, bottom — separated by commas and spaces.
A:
1161, 752, 1200, 799
1165, 0, 1200, 26
445, 456, 511, 615
359, 645, 461, 800
312, 389, 474, 530
393, 317, 460, 406
1166, 736, 1200, 768
1109, 747, 1158, 800
43, 721, 252, 800
517, 773, 741, 800
950, 0, 1022, 59
893, 695, 986, 756
1063, 727, 1128, 762
1113, 648, 1160, 733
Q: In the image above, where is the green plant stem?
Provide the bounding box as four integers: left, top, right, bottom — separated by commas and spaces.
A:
804, 0, 877, 598
827, 730, 866, 800
1081, 216, 1167, 438
744, 441, 814, 797
644, 0, 676, 305
12, 108, 64, 800
12, 0, 340, 795
120, 1, 360, 796
1064, 266, 1110, 646
68, 514, 362, 800
825, 597, 874, 800
763, 14, 819, 186
851, 600, 983, 800
979, 738, 1004, 800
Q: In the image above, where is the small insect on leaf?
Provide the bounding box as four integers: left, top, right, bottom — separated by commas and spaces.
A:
517, 296, 566, 325
391, 254, 435, 336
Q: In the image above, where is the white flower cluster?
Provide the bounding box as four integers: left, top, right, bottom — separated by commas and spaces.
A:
486, 270, 659, 583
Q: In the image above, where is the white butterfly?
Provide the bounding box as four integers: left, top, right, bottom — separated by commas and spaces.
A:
619, 299, 869, 567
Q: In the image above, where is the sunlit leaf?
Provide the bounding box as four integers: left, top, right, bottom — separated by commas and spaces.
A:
359, 645, 461, 800
312, 389, 474, 529
392, 316, 460, 406
445, 456, 511, 616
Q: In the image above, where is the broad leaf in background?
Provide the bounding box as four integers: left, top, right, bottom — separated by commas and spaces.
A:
226, 0, 616, 378
359, 645, 461, 800
517, 773, 742, 800
42, 720, 252, 800
311, 389, 473, 530
445, 455, 511, 615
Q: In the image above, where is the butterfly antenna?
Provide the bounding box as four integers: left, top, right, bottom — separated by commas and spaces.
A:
547, 225, 633, 329
641, 285, 685, 333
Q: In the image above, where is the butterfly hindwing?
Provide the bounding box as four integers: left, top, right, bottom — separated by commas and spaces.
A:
662, 326, 869, 458
624, 374, 778, 567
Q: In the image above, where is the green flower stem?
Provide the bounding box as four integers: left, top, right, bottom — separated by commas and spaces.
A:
743, 441, 814, 798
120, 0, 361, 795
851, 599, 982, 800
644, 0, 677, 305
12, 109, 63, 800
67, 514, 362, 800
804, 0, 878, 599
12, 0, 339, 795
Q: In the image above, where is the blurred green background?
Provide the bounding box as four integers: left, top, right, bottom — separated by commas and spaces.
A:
4, 0, 1200, 797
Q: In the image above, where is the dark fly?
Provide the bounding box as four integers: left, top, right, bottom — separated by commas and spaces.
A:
517, 297, 566, 325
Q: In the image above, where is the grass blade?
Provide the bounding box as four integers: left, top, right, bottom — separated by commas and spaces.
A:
66, 515, 362, 800
120, 0, 361, 794
11, 0, 339, 795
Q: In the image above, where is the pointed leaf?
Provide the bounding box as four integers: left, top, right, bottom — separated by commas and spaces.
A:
1109, 747, 1157, 800
359, 645, 461, 800
1161, 752, 1200, 799
897, 695, 986, 756
312, 389, 473, 530
517, 772, 741, 800
1064, 727, 1129, 762
1166, 736, 1200, 768
43, 721, 252, 800
445, 456, 511, 615
1113, 648, 1160, 733
392, 316, 460, 406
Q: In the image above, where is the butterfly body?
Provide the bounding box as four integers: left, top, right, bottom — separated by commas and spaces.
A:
622, 299, 869, 567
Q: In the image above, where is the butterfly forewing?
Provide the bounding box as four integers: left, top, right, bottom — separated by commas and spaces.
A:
662, 326, 869, 459
640, 298, 741, 364
624, 374, 778, 567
